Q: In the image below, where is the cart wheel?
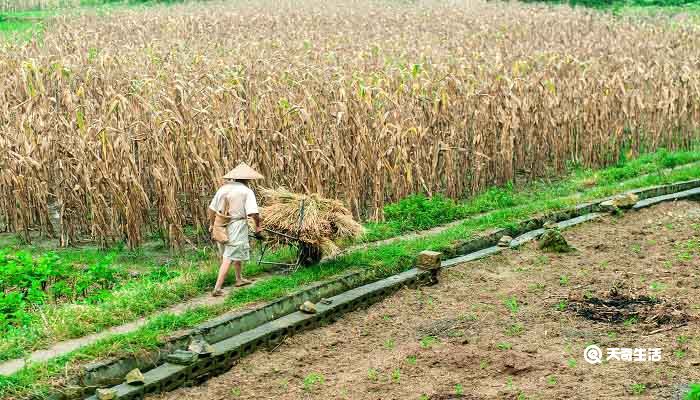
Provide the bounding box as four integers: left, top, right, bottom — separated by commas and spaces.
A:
299, 244, 323, 266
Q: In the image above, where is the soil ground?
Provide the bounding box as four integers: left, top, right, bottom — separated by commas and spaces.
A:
157, 201, 700, 400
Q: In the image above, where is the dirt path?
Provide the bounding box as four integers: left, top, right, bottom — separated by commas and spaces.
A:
157, 200, 700, 400
0, 282, 246, 376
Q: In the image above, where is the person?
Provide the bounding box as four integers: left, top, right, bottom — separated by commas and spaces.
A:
208, 162, 264, 296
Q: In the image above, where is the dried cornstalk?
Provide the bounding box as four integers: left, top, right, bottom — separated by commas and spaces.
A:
1, 0, 699, 248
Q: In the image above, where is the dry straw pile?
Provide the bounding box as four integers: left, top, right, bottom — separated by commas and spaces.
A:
1, 0, 699, 248
259, 188, 364, 258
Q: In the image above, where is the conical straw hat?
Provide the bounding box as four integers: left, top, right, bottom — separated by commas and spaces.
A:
223, 162, 264, 180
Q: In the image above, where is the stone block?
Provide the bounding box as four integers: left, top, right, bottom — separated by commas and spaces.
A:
416, 250, 442, 270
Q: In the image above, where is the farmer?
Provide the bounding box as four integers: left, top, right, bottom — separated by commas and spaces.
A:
208, 162, 264, 297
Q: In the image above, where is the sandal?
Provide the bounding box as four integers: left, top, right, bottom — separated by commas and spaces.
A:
234, 279, 254, 287
211, 289, 225, 297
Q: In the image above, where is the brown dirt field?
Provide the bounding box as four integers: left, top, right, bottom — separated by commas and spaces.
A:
155, 200, 700, 400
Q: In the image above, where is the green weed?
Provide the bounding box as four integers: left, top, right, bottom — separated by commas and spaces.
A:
630, 383, 646, 396
505, 323, 524, 336
455, 383, 464, 395
556, 300, 568, 311
504, 296, 520, 314
685, 383, 700, 400
497, 342, 512, 350
303, 372, 324, 391
391, 368, 401, 383
420, 336, 438, 349
367, 368, 379, 381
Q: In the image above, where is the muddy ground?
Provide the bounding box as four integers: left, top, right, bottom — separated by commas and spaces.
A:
156, 201, 700, 400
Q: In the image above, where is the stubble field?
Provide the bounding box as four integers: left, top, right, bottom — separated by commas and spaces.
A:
1, 0, 700, 248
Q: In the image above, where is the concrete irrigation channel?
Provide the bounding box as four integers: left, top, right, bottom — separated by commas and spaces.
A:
45, 179, 700, 400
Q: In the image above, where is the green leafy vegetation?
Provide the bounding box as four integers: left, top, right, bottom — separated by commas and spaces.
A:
504, 296, 520, 314
419, 335, 438, 349
630, 382, 647, 395
302, 372, 324, 391
686, 383, 700, 400
455, 383, 464, 395
497, 342, 513, 350
0, 249, 121, 332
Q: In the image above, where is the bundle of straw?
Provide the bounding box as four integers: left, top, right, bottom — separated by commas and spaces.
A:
257, 188, 364, 258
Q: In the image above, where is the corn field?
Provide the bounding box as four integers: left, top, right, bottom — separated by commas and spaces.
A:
1, 0, 699, 248
0, 0, 81, 12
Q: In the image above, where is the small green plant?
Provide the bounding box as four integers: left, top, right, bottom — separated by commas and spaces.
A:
497, 342, 512, 350
649, 281, 666, 291
630, 383, 646, 395
677, 335, 691, 345
559, 275, 569, 286
504, 296, 520, 314
505, 323, 524, 336
675, 349, 686, 359
623, 316, 638, 326
506, 376, 514, 390
546, 375, 557, 386
556, 299, 568, 311
367, 368, 379, 381
384, 339, 395, 350
420, 335, 438, 349
406, 355, 417, 365
455, 383, 464, 395
567, 358, 577, 368
528, 282, 546, 293
480, 359, 490, 369
303, 372, 325, 391
391, 368, 401, 383
631, 243, 642, 253
231, 387, 241, 397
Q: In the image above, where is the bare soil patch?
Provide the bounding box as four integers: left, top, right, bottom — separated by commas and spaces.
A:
155, 201, 700, 400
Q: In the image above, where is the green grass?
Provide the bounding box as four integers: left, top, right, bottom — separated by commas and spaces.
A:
519, 0, 700, 10
0, 149, 699, 398
686, 383, 700, 400
0, 1, 190, 39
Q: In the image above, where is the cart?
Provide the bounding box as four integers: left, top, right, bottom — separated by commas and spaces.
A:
252, 199, 322, 273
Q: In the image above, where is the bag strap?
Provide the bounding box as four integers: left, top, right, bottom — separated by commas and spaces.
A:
213, 197, 233, 227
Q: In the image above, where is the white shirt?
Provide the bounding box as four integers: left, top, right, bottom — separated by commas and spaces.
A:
208, 182, 259, 246
208, 182, 259, 219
